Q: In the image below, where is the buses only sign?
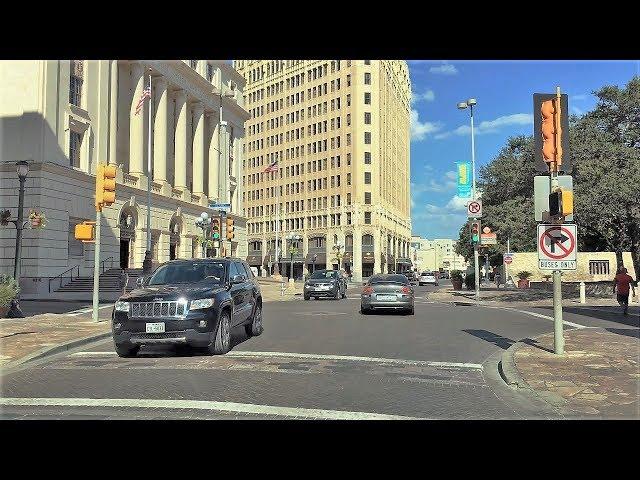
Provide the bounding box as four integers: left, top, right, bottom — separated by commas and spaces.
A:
537, 224, 577, 270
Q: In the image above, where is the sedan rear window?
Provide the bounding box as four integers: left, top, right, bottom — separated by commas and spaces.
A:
370, 275, 409, 285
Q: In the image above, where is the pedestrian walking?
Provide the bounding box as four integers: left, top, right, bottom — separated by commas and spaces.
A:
119, 268, 129, 295
613, 267, 636, 316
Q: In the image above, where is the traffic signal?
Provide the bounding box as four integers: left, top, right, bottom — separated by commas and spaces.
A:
226, 218, 234, 240
211, 218, 221, 240
74, 222, 94, 242
470, 221, 481, 244
96, 164, 117, 211
549, 188, 574, 218
533, 93, 570, 174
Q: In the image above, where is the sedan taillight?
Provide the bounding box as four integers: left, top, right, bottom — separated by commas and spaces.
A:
362, 286, 374, 295
401, 286, 412, 294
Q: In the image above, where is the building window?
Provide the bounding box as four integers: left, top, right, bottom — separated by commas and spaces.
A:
364, 72, 371, 84
589, 260, 610, 275
68, 219, 84, 257
364, 172, 371, 184
364, 60, 371, 65
364, 152, 371, 164
364, 112, 371, 124
69, 131, 82, 167
69, 60, 83, 107
364, 132, 371, 144
189, 60, 198, 69
365, 192, 371, 204
364, 92, 371, 104
207, 63, 214, 82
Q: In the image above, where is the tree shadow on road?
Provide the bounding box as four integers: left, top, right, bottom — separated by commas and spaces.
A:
537, 305, 640, 328
462, 329, 554, 353
605, 328, 640, 339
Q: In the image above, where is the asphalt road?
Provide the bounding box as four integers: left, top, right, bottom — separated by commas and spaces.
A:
2, 283, 630, 420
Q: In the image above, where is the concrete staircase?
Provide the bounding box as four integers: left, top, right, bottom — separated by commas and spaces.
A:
56, 268, 144, 293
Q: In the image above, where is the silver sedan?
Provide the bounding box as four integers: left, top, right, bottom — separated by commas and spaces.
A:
360, 274, 415, 315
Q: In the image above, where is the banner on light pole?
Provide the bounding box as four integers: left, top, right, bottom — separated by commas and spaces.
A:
456, 162, 472, 198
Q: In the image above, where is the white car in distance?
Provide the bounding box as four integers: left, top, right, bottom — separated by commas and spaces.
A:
418, 271, 438, 286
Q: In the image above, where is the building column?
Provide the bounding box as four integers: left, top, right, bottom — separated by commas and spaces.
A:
174, 90, 188, 191
153, 77, 168, 184
352, 228, 363, 282
108, 60, 118, 166
208, 116, 220, 200
192, 102, 205, 196
374, 230, 381, 274
302, 234, 309, 276
129, 62, 145, 175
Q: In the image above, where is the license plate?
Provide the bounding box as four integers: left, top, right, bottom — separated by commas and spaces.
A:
318, 285, 330, 290
377, 294, 396, 301
145, 322, 165, 333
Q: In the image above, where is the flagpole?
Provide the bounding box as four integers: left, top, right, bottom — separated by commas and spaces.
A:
146, 74, 152, 256
274, 163, 280, 276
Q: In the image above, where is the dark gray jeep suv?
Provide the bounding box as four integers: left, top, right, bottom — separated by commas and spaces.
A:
112, 258, 263, 357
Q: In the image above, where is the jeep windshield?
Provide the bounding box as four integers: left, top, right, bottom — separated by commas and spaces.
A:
148, 262, 226, 286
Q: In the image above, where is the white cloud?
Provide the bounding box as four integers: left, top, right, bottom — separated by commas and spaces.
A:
411, 109, 442, 141
446, 195, 470, 210
445, 170, 457, 181
411, 89, 435, 104
571, 106, 584, 115
435, 113, 533, 140
429, 63, 458, 75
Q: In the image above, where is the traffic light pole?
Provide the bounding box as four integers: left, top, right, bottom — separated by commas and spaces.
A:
551, 86, 564, 355
92, 209, 101, 323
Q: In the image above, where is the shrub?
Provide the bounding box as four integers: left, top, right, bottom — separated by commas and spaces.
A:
465, 273, 475, 290
450, 270, 464, 282
0, 275, 20, 308
517, 271, 532, 280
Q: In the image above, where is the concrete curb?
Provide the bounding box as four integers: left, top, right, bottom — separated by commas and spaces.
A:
498, 342, 530, 389
0, 330, 112, 373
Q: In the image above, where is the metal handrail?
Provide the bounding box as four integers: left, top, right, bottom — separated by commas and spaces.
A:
48, 265, 80, 292
100, 256, 114, 274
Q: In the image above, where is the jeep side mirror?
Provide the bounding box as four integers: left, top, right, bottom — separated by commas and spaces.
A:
136, 277, 146, 287
232, 274, 246, 284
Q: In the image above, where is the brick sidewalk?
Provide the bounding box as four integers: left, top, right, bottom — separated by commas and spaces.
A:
503, 328, 640, 418
0, 314, 112, 370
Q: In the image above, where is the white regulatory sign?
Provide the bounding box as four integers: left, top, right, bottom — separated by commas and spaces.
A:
537, 224, 577, 270
467, 200, 482, 217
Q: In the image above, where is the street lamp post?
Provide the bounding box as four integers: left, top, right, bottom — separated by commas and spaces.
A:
457, 98, 480, 302
5, 161, 30, 317
332, 241, 344, 271
286, 233, 301, 283
195, 212, 211, 258
312, 253, 317, 274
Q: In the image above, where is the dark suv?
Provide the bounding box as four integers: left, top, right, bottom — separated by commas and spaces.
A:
112, 258, 263, 357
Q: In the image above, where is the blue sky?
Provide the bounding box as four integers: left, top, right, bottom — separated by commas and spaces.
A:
409, 60, 640, 240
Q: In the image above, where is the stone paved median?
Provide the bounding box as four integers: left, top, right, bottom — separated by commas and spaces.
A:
502, 328, 640, 418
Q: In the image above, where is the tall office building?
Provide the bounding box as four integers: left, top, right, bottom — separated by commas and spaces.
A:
234, 60, 412, 282
0, 60, 249, 295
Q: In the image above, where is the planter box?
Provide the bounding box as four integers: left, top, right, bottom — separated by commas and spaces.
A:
0, 305, 8, 318
517, 279, 530, 289
451, 279, 463, 290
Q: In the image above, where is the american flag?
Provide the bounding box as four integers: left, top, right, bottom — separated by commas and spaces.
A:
263, 160, 278, 173
135, 85, 151, 115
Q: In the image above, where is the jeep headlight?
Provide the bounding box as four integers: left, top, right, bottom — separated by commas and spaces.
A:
115, 301, 130, 312
190, 298, 214, 310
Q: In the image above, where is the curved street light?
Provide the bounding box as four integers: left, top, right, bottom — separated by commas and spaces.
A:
195, 212, 212, 258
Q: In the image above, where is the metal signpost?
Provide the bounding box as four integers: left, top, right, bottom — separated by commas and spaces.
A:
534, 86, 573, 354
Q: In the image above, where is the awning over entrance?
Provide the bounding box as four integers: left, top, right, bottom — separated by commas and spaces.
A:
396, 257, 412, 265
246, 254, 263, 266
362, 252, 375, 264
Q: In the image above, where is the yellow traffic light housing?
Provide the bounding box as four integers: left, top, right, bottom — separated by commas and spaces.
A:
226, 218, 234, 240
549, 189, 574, 218
539, 95, 563, 171
74, 221, 95, 243
96, 164, 117, 211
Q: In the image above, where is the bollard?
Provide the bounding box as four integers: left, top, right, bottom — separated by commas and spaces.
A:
579, 281, 586, 304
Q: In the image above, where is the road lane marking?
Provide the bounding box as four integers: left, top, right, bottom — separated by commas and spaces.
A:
67, 350, 483, 370
0, 397, 419, 420
226, 351, 483, 370
66, 304, 114, 316
473, 304, 588, 329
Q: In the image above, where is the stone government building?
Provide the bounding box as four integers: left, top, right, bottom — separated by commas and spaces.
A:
0, 60, 249, 295
235, 60, 412, 282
